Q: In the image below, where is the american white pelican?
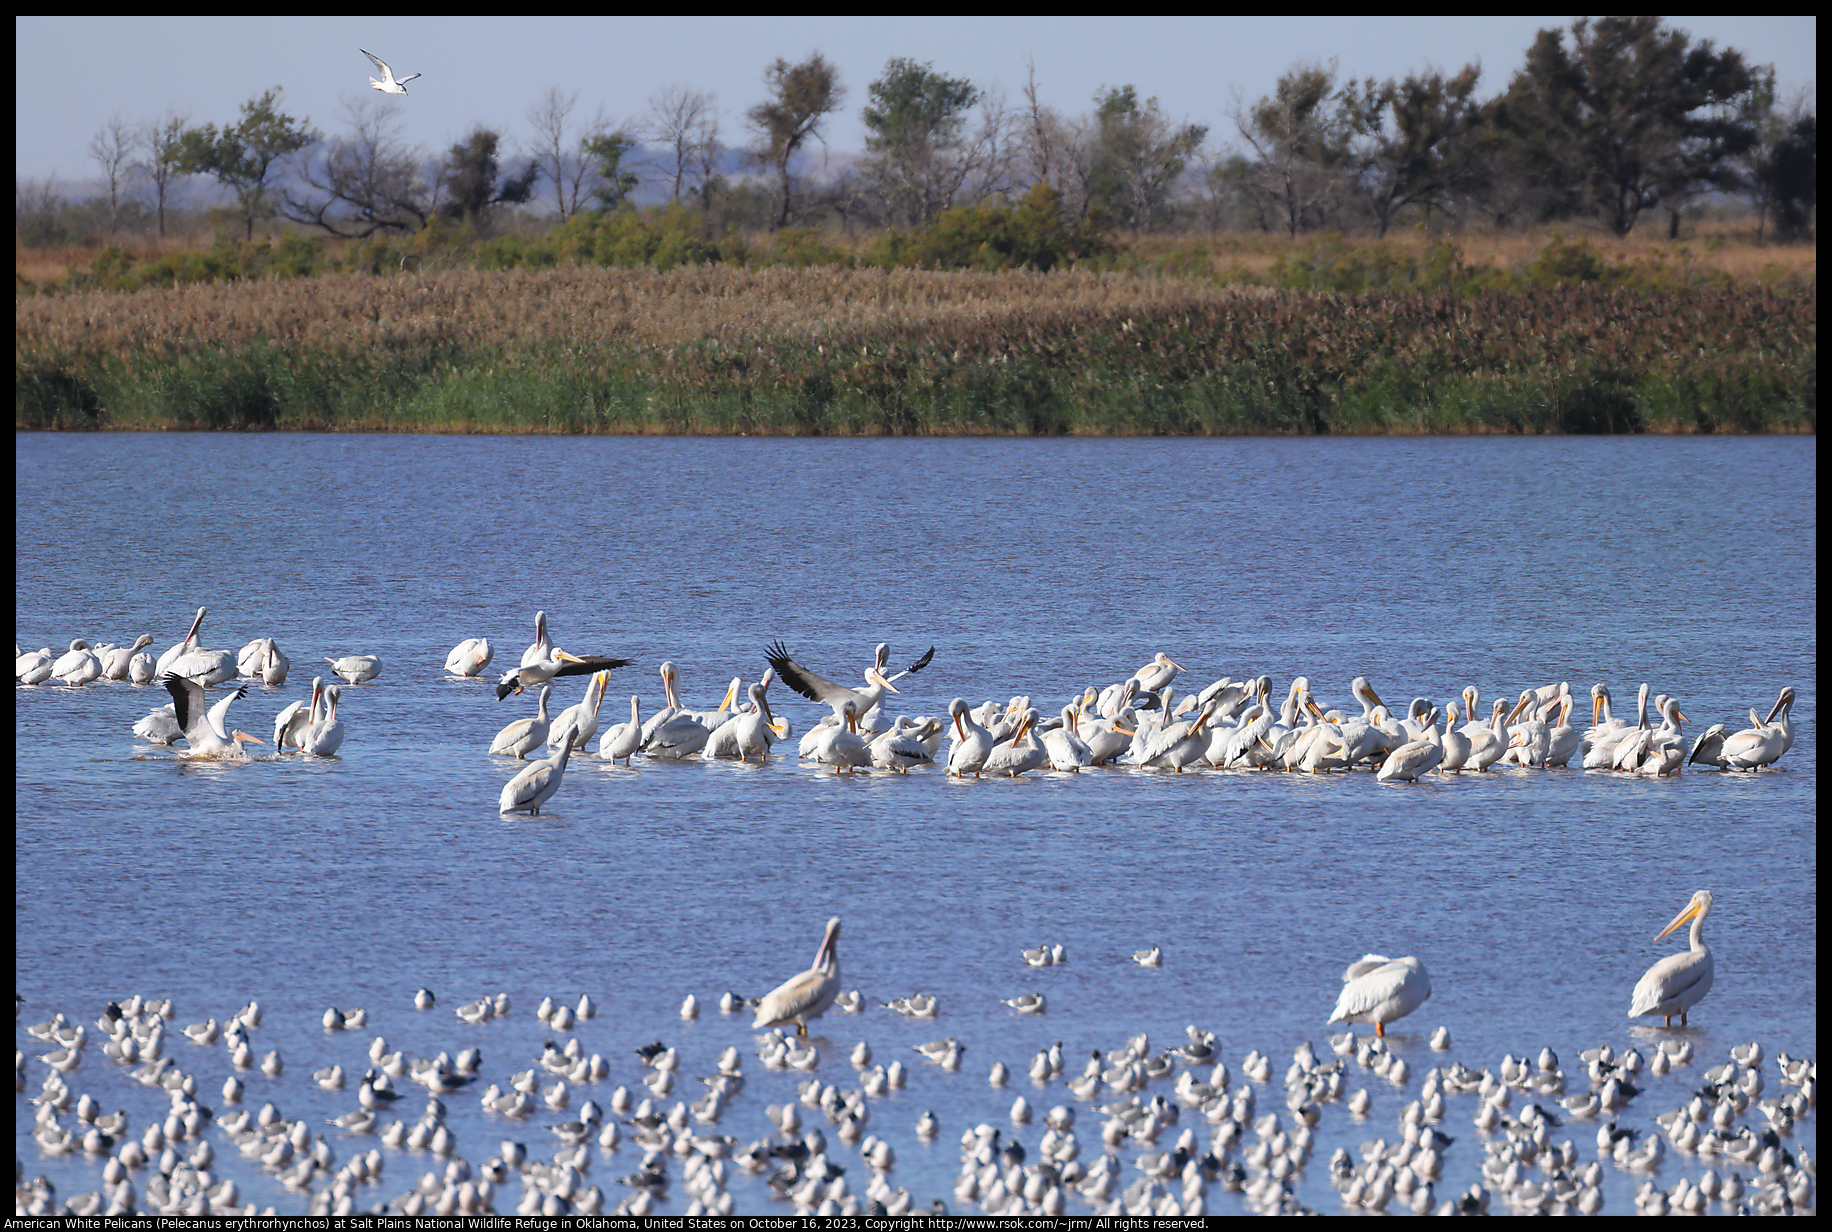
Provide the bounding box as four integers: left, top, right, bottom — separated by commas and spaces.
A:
490, 685, 553, 759
1377, 710, 1443, 782
51, 640, 103, 686
499, 725, 581, 815
362, 49, 422, 95
155, 607, 208, 678
549, 671, 611, 749
1208, 701, 1271, 768
17, 646, 55, 684
598, 695, 643, 764
1131, 652, 1183, 694
445, 638, 494, 677
300, 685, 346, 756
132, 704, 183, 744
807, 700, 871, 772
1629, 697, 1687, 776
642, 666, 731, 759
719, 682, 781, 762
1135, 699, 1221, 772
162, 673, 265, 759
860, 643, 936, 727
766, 641, 900, 724
1436, 702, 1472, 773
1687, 723, 1730, 770
273, 677, 325, 751
983, 707, 1047, 777
1580, 683, 1632, 763
1544, 695, 1581, 767
1464, 699, 1511, 771
752, 917, 843, 1035
1629, 890, 1714, 1027
946, 698, 996, 778
1040, 705, 1094, 771
101, 635, 154, 680
127, 648, 155, 684
236, 637, 272, 677
1718, 686, 1796, 770
257, 639, 289, 685
496, 645, 629, 700
869, 716, 934, 772
1328, 955, 1432, 1038
326, 655, 383, 685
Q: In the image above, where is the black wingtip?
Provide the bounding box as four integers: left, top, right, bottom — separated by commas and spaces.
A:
764, 640, 792, 667
908, 646, 936, 674
495, 675, 519, 701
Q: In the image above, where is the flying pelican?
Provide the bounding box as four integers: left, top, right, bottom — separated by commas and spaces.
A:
300, 685, 347, 756
101, 635, 154, 681
162, 673, 265, 759
598, 695, 644, 764
765, 641, 901, 725
500, 724, 581, 815
752, 917, 843, 1036
273, 677, 325, 751
496, 644, 629, 700
1629, 891, 1714, 1027
361, 49, 422, 95
326, 655, 383, 684
444, 638, 494, 677
51, 639, 103, 687
1328, 955, 1432, 1038
490, 685, 554, 759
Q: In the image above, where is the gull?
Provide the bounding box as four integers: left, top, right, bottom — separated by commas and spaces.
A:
362, 49, 422, 95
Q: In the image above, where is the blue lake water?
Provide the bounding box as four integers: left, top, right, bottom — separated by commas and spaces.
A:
15, 431, 1816, 1216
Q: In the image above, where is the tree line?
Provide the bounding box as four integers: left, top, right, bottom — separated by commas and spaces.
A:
21, 17, 1815, 255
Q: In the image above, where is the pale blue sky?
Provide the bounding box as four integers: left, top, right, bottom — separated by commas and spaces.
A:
16, 15, 1816, 186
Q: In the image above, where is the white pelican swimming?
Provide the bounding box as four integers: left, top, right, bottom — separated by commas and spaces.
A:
1040, 705, 1094, 771
362, 49, 422, 95
752, 917, 842, 1036
51, 639, 103, 687
499, 724, 581, 815
444, 638, 494, 677
256, 638, 289, 685
766, 641, 901, 725
273, 677, 325, 751
1328, 955, 1432, 1038
326, 655, 383, 684
549, 670, 611, 750
162, 673, 265, 759
132, 704, 183, 744
598, 695, 644, 764
1629, 890, 1714, 1027
300, 685, 346, 756
490, 685, 553, 759
101, 635, 154, 681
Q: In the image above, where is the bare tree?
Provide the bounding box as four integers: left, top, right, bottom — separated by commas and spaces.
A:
1018, 60, 1097, 220
89, 113, 138, 235
283, 95, 430, 237
646, 84, 719, 203
139, 112, 190, 238
527, 86, 589, 221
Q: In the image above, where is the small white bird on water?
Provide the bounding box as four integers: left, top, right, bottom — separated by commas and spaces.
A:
362, 49, 421, 95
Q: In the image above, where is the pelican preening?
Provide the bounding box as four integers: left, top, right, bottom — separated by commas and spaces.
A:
162, 673, 265, 759
752, 917, 843, 1036
1328, 955, 1432, 1037
445, 638, 494, 677
326, 655, 383, 685
1629, 890, 1714, 1027
1690, 686, 1797, 771
362, 48, 422, 95
51, 640, 103, 687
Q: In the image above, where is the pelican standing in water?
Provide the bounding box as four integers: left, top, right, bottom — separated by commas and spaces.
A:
1629, 890, 1714, 1027
1717, 687, 1797, 770
500, 724, 581, 815
300, 685, 347, 756
1328, 955, 1432, 1038
162, 673, 265, 759
753, 918, 843, 1036
490, 685, 554, 759
102, 635, 154, 680
946, 698, 997, 778
598, 695, 644, 764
